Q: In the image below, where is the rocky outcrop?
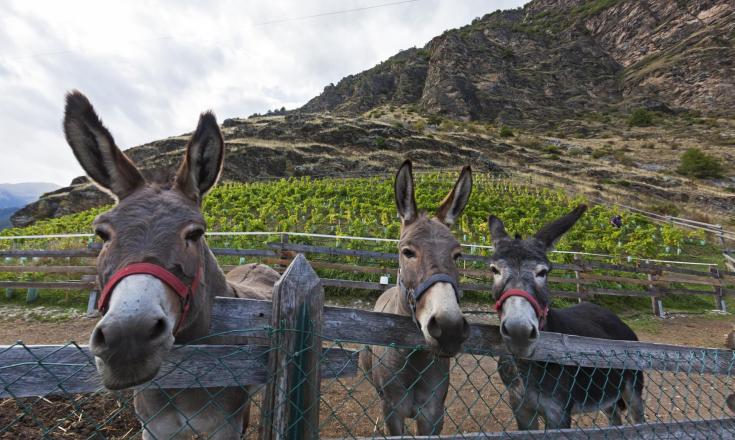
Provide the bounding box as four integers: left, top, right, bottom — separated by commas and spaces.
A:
302, 0, 734, 122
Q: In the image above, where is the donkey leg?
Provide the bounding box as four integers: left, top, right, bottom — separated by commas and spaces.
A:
603, 403, 623, 426
542, 402, 571, 430
512, 402, 540, 431
622, 379, 646, 424
382, 400, 406, 436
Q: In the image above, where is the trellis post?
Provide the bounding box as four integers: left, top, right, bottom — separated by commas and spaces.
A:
648, 273, 664, 318
260, 254, 324, 440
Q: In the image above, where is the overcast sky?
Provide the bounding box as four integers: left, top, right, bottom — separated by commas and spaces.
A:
0, 0, 527, 185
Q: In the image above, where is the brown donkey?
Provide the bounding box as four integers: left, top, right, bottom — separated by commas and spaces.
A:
360, 160, 472, 435
63, 91, 279, 439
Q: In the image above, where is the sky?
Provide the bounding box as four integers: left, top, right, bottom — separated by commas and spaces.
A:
0, 0, 527, 185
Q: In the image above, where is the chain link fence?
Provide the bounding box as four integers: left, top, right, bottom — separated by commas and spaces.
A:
1, 256, 734, 439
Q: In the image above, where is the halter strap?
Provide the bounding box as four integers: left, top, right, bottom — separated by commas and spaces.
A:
97, 262, 202, 335
494, 288, 549, 329
398, 271, 462, 328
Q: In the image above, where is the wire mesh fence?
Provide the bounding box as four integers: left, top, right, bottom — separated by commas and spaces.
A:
1, 331, 734, 438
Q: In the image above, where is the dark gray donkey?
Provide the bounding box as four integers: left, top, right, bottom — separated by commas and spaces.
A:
359, 160, 472, 435
488, 205, 645, 430
64, 91, 279, 439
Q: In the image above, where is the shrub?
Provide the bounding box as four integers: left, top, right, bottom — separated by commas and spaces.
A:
426, 115, 443, 126
676, 148, 724, 178
499, 125, 514, 137
628, 108, 654, 127
373, 136, 386, 147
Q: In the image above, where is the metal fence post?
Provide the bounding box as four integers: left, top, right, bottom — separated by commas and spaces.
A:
261, 254, 324, 440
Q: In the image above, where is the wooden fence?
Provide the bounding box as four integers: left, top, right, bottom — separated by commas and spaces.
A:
0, 255, 733, 439
1, 238, 733, 317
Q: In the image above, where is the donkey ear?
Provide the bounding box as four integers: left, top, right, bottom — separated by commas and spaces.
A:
394, 160, 418, 224
436, 166, 472, 226
488, 215, 509, 246
534, 204, 588, 250
174, 111, 225, 202
63, 91, 144, 200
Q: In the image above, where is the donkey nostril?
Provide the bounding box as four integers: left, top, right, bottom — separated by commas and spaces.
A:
501, 321, 510, 337
149, 318, 168, 341
427, 316, 442, 339
529, 326, 538, 340
91, 327, 106, 348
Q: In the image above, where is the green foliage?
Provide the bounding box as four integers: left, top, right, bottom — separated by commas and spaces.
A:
1, 173, 698, 260
373, 136, 386, 147
498, 125, 514, 137
628, 108, 654, 127
676, 148, 724, 179
426, 115, 443, 126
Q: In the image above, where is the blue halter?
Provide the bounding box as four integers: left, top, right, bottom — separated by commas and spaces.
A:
398, 271, 462, 328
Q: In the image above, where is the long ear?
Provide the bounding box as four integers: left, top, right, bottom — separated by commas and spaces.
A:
436, 166, 472, 226
394, 160, 418, 224
534, 204, 588, 250
174, 111, 225, 202
63, 91, 144, 200
488, 215, 509, 246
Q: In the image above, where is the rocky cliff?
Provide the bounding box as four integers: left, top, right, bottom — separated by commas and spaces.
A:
302, 0, 734, 122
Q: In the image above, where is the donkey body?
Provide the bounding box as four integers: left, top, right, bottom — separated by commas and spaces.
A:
488, 206, 645, 430
360, 161, 472, 435
63, 91, 278, 439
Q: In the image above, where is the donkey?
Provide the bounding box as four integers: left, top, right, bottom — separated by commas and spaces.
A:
63, 91, 279, 439
488, 205, 645, 430
359, 160, 472, 435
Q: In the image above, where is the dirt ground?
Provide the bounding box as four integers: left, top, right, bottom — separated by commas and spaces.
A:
0, 313, 732, 438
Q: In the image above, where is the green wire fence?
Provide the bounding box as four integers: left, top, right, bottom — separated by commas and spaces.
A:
1, 255, 734, 439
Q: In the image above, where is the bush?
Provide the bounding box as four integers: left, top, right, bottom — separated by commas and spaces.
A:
627, 108, 654, 127
499, 125, 514, 137
676, 148, 724, 178
373, 136, 386, 147
426, 115, 443, 126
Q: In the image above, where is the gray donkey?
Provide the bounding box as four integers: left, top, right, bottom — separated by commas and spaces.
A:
360, 160, 472, 435
64, 91, 279, 439
488, 205, 645, 430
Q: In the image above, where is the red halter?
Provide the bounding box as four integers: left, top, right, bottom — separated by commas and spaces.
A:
494, 289, 549, 329
97, 262, 202, 335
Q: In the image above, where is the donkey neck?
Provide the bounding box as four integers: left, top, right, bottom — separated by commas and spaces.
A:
173, 243, 233, 343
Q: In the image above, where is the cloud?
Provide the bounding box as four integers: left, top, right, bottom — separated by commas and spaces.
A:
0, 0, 527, 184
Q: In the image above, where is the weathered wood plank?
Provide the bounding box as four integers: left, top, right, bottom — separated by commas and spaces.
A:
210, 297, 735, 374
0, 249, 98, 258
0, 281, 97, 290
261, 254, 324, 440
336, 417, 735, 439
0, 266, 98, 274
0, 343, 356, 399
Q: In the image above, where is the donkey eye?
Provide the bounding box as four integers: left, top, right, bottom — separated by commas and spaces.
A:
536, 269, 548, 278
453, 253, 462, 261
490, 265, 500, 275
185, 228, 205, 242
401, 248, 416, 259
94, 227, 110, 242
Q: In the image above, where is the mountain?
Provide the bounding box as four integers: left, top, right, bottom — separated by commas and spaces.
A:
0, 182, 60, 230
302, 0, 734, 124
9, 0, 735, 229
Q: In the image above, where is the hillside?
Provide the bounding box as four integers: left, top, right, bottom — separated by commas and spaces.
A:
0, 182, 60, 230
11, 0, 735, 228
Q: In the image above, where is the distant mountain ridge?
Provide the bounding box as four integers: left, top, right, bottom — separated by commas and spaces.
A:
301, 0, 734, 123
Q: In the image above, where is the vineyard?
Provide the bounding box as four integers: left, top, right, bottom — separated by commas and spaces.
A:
0, 173, 710, 258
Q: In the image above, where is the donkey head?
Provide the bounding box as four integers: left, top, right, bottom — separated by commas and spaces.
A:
394, 160, 472, 357
488, 205, 587, 358
63, 91, 224, 389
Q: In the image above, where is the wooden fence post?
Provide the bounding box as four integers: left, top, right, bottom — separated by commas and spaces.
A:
710, 266, 726, 313
261, 254, 324, 440
573, 255, 583, 303
648, 273, 664, 318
